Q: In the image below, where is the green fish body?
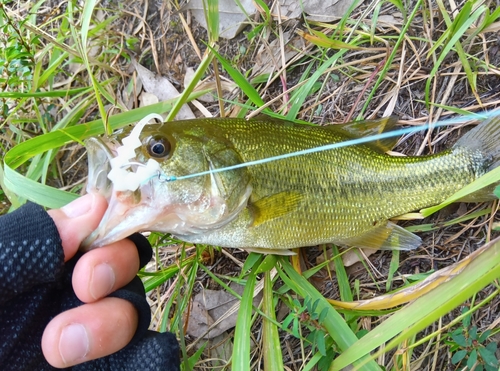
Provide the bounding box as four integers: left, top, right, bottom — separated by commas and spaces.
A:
82, 115, 500, 252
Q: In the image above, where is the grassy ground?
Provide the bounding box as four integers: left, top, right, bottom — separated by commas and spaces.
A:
1, 0, 500, 370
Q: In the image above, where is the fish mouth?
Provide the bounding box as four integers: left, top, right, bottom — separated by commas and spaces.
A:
81, 137, 165, 251
80, 191, 166, 251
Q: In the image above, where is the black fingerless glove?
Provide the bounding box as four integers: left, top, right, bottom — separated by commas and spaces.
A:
0, 202, 180, 371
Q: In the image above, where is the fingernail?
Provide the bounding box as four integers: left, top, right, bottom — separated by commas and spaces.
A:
61, 193, 95, 218
90, 263, 115, 299
59, 324, 89, 364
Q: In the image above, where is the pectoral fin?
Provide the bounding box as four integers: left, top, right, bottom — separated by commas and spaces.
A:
249, 191, 304, 227
344, 221, 422, 251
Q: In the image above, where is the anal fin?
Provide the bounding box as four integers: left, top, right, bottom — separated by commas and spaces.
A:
341, 222, 421, 267
344, 221, 422, 251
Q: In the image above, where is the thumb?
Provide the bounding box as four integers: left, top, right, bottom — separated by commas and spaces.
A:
47, 193, 108, 261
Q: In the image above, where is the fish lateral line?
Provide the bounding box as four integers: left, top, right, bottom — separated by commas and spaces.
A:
152, 110, 498, 183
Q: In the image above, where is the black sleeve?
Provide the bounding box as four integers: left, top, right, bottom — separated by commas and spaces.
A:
0, 202, 65, 304
0, 203, 180, 371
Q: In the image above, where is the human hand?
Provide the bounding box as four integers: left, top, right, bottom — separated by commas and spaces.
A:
43, 193, 144, 366
0, 194, 179, 371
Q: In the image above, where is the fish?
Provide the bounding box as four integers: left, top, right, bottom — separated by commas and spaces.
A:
80, 115, 500, 253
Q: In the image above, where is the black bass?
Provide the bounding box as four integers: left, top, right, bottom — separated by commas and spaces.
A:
81, 115, 500, 252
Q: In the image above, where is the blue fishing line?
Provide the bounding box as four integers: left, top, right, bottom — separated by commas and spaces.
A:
145, 110, 498, 183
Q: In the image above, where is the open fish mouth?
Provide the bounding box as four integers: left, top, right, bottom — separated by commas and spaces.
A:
80, 136, 154, 251
81, 114, 167, 251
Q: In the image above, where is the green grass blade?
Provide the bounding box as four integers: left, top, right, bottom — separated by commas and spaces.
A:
286, 49, 348, 121
142, 255, 197, 292
165, 51, 214, 121
278, 258, 382, 370
387, 250, 399, 292
424, 5, 484, 104
406, 208, 492, 233
0, 162, 21, 208
204, 0, 219, 42
208, 45, 273, 116
262, 270, 284, 371
3, 164, 77, 208
232, 256, 262, 371
187, 341, 208, 370
37, 51, 68, 88
358, 0, 422, 118
330, 236, 500, 370
81, 0, 97, 50
330, 245, 357, 327
0, 87, 92, 98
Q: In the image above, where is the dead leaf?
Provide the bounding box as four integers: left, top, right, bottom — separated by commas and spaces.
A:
341, 248, 377, 267
376, 14, 402, 25
184, 0, 256, 39
272, 0, 359, 22
120, 77, 143, 110
206, 333, 233, 368
139, 92, 159, 107
253, 31, 305, 77
185, 282, 262, 339
132, 60, 195, 120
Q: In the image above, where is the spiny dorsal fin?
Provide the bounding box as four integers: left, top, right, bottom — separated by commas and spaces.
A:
249, 191, 304, 227
330, 116, 400, 152
250, 115, 400, 152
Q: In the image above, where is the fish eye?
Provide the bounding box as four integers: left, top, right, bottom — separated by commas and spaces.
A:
147, 135, 171, 158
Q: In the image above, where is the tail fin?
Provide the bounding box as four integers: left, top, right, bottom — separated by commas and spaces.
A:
454, 114, 500, 171
453, 113, 500, 201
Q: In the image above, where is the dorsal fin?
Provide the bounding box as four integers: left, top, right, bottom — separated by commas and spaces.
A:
330, 116, 400, 152
250, 114, 400, 152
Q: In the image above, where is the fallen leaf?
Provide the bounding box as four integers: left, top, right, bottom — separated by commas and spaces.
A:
184, 0, 256, 39
252, 31, 305, 77
133, 60, 195, 120
342, 248, 377, 267
272, 0, 359, 22
120, 76, 143, 110
139, 92, 159, 107
186, 282, 262, 339
376, 14, 402, 25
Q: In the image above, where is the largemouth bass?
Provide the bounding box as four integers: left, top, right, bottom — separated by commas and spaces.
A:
81, 115, 500, 253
